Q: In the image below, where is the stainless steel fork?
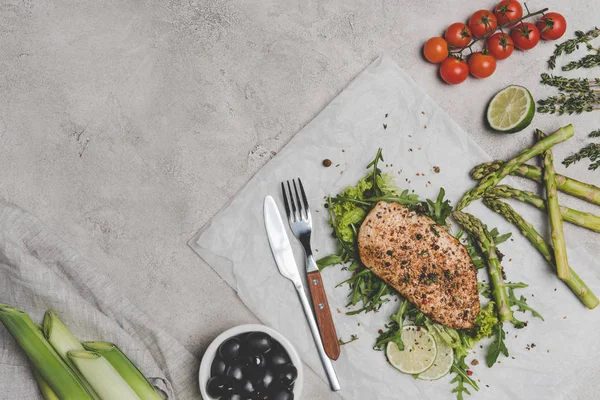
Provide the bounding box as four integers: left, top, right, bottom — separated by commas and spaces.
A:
282, 178, 341, 361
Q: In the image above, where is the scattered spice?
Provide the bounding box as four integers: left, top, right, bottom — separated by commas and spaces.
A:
471, 359, 479, 366
421, 111, 425, 115
337, 308, 342, 313
322, 159, 332, 167
385, 113, 388, 118
342, 149, 345, 152
424, 125, 428, 129
466, 370, 473, 376
340, 171, 344, 175
383, 123, 387, 129
409, 148, 413, 152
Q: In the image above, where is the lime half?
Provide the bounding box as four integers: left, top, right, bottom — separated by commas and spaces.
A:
418, 337, 454, 380
386, 326, 436, 374
486, 85, 535, 133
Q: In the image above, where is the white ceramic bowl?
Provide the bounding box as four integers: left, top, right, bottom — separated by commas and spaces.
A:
199, 324, 303, 399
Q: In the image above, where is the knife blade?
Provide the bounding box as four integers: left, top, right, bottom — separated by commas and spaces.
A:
264, 196, 341, 391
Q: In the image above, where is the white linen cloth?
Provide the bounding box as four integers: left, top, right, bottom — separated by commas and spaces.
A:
0, 202, 200, 400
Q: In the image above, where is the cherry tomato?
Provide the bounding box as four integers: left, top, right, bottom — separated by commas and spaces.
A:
445, 23, 472, 48
468, 52, 497, 79
493, 0, 523, 26
486, 32, 515, 60
439, 57, 469, 85
423, 37, 449, 63
468, 10, 498, 38
537, 12, 567, 40
511, 22, 540, 50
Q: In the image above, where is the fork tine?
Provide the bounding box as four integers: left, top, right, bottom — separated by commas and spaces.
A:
297, 178, 310, 211
287, 181, 297, 221
292, 179, 304, 219
281, 182, 291, 219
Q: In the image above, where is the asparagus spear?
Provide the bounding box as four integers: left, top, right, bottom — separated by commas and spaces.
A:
470, 161, 600, 206
457, 125, 575, 210
482, 197, 599, 309
486, 185, 600, 232
538, 130, 571, 281
452, 211, 523, 327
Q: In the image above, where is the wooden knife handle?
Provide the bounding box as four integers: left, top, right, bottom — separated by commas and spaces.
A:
306, 270, 340, 360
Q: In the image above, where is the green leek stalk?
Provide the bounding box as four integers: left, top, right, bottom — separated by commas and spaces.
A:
43, 310, 100, 399
31, 324, 60, 400
68, 350, 143, 400
0, 305, 93, 399
83, 341, 164, 400
33, 369, 60, 400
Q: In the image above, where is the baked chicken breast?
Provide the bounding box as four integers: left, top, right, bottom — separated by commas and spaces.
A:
358, 201, 479, 329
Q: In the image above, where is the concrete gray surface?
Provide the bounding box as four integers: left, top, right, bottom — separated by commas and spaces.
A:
1, 0, 599, 399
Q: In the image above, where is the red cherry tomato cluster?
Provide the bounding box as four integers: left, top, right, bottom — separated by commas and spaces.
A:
422, 1, 567, 85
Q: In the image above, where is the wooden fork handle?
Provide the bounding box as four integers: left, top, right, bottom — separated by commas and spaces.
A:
307, 270, 341, 360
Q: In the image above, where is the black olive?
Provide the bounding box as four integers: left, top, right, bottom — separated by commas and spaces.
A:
219, 338, 241, 362
245, 332, 272, 355
207, 376, 227, 398
278, 365, 298, 386
247, 366, 265, 381
259, 368, 276, 391
270, 387, 294, 400
244, 354, 266, 368
266, 350, 289, 367
211, 357, 228, 377
226, 364, 245, 382
239, 380, 256, 396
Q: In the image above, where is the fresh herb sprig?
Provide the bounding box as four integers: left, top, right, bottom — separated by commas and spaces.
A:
451, 356, 479, 400
508, 288, 544, 320
374, 300, 409, 350
563, 142, 600, 170
562, 129, 600, 171
486, 322, 508, 367
548, 27, 600, 69
563, 53, 600, 71
540, 73, 600, 92
538, 92, 600, 114
366, 148, 385, 197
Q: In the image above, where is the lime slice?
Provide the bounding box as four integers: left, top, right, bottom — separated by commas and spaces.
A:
486, 85, 535, 133
418, 337, 454, 380
386, 326, 436, 374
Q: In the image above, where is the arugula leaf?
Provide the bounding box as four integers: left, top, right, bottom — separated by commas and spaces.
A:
366, 148, 384, 196
508, 288, 544, 320
425, 188, 453, 226
374, 300, 409, 350
478, 282, 528, 299
486, 322, 509, 367
316, 254, 344, 270
450, 355, 479, 400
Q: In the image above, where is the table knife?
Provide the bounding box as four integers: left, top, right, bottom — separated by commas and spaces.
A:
264, 195, 341, 391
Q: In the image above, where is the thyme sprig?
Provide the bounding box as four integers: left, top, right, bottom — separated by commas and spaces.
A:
563, 143, 600, 170
540, 73, 600, 92
562, 129, 600, 171
563, 53, 600, 71
548, 27, 600, 69
538, 91, 600, 114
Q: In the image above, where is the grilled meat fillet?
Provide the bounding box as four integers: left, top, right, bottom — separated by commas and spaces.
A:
358, 201, 479, 330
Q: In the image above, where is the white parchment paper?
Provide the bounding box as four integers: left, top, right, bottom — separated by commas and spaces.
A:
190, 55, 600, 400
